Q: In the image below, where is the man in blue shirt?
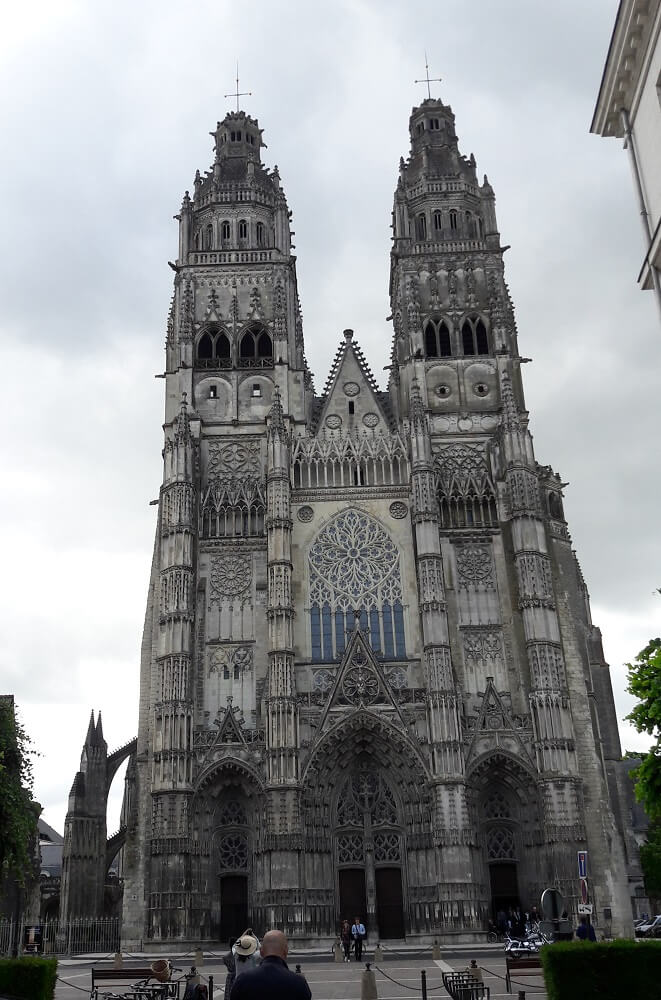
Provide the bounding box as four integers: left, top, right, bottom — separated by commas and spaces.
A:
576, 916, 597, 941
230, 929, 311, 1000
351, 916, 366, 961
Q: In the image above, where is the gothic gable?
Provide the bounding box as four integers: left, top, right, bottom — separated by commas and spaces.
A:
315, 626, 408, 736
314, 331, 391, 435
465, 678, 534, 768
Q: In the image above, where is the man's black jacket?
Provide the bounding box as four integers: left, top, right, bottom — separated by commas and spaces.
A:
230, 954, 311, 1000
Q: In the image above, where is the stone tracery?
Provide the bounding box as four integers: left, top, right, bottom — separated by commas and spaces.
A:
308, 510, 406, 661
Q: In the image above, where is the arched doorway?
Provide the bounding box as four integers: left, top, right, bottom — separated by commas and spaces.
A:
468, 753, 543, 920
303, 711, 434, 940
192, 762, 263, 943
335, 767, 405, 939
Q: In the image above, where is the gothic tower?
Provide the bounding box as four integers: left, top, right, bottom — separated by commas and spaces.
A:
114, 98, 636, 949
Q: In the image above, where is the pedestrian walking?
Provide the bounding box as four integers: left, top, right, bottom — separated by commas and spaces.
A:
230, 929, 311, 1000
340, 919, 351, 962
351, 915, 366, 961
222, 937, 236, 997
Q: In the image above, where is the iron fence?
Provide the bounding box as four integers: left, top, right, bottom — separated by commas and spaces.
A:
0, 917, 120, 956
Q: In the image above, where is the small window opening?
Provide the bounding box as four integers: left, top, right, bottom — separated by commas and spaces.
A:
238, 219, 248, 240
416, 213, 427, 240
348, 401, 355, 415
433, 210, 442, 231
209, 384, 217, 399
252, 383, 262, 397
221, 220, 231, 241
449, 209, 457, 231
256, 221, 264, 247
430, 118, 440, 130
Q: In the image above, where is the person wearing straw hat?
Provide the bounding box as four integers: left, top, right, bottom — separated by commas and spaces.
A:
232, 929, 260, 984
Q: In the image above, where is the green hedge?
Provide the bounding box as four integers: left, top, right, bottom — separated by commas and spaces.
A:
540, 939, 661, 1000
0, 957, 57, 1000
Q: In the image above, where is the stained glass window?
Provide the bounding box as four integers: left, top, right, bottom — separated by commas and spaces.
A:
308, 510, 405, 662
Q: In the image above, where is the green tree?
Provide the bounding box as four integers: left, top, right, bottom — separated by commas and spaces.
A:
640, 820, 661, 902
0, 698, 40, 884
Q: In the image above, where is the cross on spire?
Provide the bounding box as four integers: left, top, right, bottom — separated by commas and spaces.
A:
414, 53, 442, 100
225, 62, 252, 113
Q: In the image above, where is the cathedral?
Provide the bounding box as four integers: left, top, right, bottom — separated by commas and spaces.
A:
61, 94, 642, 947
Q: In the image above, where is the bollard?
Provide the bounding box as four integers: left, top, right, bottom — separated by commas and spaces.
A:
374, 943, 383, 962
420, 968, 428, 1000
334, 940, 343, 963
432, 939, 441, 960
208, 974, 213, 998
112, 952, 123, 968
518, 992, 525, 1000
195, 947, 204, 967
361, 962, 378, 1000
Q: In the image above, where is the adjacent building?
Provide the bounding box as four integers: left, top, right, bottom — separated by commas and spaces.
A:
592, 0, 661, 315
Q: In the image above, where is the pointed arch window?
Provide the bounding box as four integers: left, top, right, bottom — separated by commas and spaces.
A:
195, 324, 232, 369
449, 209, 458, 231
436, 443, 498, 529
238, 324, 273, 368
416, 213, 427, 240
424, 319, 452, 358
308, 509, 405, 662
256, 221, 265, 247
433, 210, 443, 232
238, 219, 248, 241
204, 224, 213, 250
461, 315, 490, 356
221, 220, 231, 243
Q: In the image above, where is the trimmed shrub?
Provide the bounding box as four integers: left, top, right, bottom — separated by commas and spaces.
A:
0, 957, 57, 1000
540, 939, 661, 1000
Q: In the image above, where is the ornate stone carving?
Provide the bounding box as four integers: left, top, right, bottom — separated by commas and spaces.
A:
210, 555, 252, 599
218, 832, 248, 869
462, 628, 503, 663
312, 668, 334, 693
455, 543, 495, 589
389, 501, 408, 519
342, 663, 379, 705
362, 412, 379, 428
325, 414, 342, 430
343, 382, 360, 396
208, 439, 261, 479
374, 832, 401, 862
297, 505, 314, 523
309, 509, 402, 610
208, 645, 254, 676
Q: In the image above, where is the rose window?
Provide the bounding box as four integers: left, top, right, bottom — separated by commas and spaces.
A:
342, 665, 379, 705
309, 510, 406, 661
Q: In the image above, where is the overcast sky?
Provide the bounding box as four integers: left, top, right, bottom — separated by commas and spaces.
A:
1, 0, 659, 835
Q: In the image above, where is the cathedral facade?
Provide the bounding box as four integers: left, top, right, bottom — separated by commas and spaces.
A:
80, 97, 637, 946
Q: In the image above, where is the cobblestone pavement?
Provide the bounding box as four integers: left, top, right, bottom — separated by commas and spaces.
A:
55, 953, 548, 1000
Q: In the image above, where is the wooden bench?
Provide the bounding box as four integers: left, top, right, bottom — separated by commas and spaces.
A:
90, 964, 176, 999
505, 955, 544, 993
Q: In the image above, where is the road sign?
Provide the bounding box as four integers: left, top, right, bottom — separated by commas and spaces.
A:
541, 887, 565, 920
580, 878, 589, 905
578, 850, 588, 879
578, 903, 593, 915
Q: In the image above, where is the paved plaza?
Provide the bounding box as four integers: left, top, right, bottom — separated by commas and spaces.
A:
54, 952, 547, 999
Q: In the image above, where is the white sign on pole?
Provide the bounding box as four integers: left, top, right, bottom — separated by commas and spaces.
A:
577, 904, 593, 915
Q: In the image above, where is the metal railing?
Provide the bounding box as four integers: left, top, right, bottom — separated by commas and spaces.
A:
0, 917, 121, 956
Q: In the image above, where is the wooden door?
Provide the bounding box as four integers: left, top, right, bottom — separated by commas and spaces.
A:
375, 867, 405, 939
338, 868, 367, 927
220, 875, 248, 944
